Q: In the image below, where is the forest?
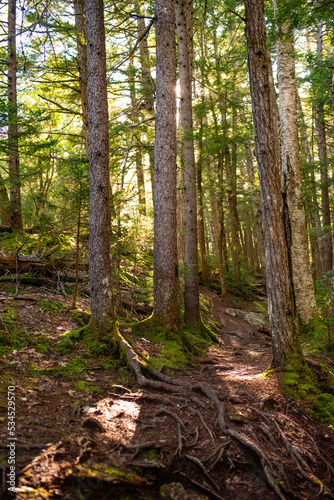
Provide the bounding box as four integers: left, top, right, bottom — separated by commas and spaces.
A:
0, 0, 334, 498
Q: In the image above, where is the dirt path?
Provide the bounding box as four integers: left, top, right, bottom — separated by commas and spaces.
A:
0, 285, 333, 499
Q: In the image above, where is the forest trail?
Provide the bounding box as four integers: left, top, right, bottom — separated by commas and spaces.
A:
0, 284, 333, 500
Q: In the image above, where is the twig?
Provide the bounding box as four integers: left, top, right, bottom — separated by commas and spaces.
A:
185, 454, 220, 491
180, 472, 226, 500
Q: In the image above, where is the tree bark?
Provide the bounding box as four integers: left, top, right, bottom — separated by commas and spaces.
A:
275, 2, 318, 324
175, 0, 200, 329
8, 0, 23, 231
316, 23, 332, 272
153, 0, 179, 328
74, 0, 89, 156
137, 10, 155, 113
0, 174, 11, 227
244, 0, 301, 367
85, 0, 115, 331
129, 55, 147, 216
297, 93, 323, 280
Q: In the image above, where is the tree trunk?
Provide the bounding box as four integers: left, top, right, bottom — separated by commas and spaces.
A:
244, 0, 301, 367
197, 115, 209, 283
244, 141, 266, 273
153, 0, 179, 329
85, 0, 115, 332
226, 141, 241, 281
74, 0, 89, 156
197, 26, 209, 283
137, 9, 155, 113
316, 23, 332, 272
297, 93, 323, 279
8, 0, 23, 231
175, 0, 200, 329
275, 3, 318, 324
0, 175, 11, 226
129, 55, 147, 216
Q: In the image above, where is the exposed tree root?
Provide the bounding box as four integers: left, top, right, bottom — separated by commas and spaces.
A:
119, 334, 291, 499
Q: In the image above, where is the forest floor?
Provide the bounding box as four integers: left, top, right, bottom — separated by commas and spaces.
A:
0, 280, 334, 499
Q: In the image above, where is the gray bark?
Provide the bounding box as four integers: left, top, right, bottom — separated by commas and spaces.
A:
244, 0, 301, 367
275, 3, 318, 324
316, 24, 332, 272
176, 0, 200, 329
85, 0, 114, 330
153, 0, 179, 328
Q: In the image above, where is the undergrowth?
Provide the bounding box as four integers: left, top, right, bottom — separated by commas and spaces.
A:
282, 355, 334, 426
129, 316, 217, 372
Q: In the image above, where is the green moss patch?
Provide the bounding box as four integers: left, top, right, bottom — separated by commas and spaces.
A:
283, 355, 334, 426
130, 316, 217, 372
0, 307, 31, 356
74, 380, 101, 393
37, 300, 66, 313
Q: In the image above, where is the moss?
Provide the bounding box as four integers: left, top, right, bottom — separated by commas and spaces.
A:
129, 315, 216, 372
103, 360, 117, 371
28, 357, 88, 380
57, 320, 119, 356
311, 393, 334, 426
74, 380, 101, 393
282, 354, 334, 426
301, 317, 329, 355
0, 307, 31, 356
37, 300, 66, 313
72, 464, 146, 485
34, 335, 53, 353
70, 310, 91, 327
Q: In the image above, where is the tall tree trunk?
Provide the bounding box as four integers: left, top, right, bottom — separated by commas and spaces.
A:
197, 25, 209, 283
316, 23, 332, 272
244, 0, 302, 367
197, 115, 209, 282
297, 93, 323, 279
85, 0, 115, 332
244, 141, 266, 273
275, 2, 318, 324
137, 9, 155, 113
0, 174, 11, 226
153, 0, 179, 328
8, 0, 23, 231
175, 0, 200, 329
225, 144, 241, 280
129, 55, 147, 216
74, 0, 89, 156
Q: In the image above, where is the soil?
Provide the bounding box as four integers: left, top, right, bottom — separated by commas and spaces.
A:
0, 282, 333, 500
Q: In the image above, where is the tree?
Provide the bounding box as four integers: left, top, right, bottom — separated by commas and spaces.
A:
175, 0, 200, 329
315, 23, 332, 273
153, 0, 179, 329
244, 0, 302, 367
85, 0, 115, 334
274, 0, 318, 325
7, 0, 23, 230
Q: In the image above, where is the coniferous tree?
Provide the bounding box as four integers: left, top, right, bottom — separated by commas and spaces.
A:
244, 0, 302, 367
85, 0, 115, 335
153, 0, 179, 329
8, 0, 23, 231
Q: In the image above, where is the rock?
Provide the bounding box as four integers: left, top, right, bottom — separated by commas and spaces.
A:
225, 308, 267, 328
160, 482, 208, 500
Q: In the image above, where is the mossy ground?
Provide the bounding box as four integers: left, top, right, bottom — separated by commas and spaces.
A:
128, 314, 217, 372
36, 300, 66, 313
282, 354, 334, 426
56, 319, 119, 356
